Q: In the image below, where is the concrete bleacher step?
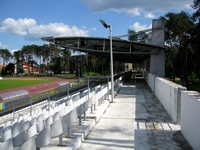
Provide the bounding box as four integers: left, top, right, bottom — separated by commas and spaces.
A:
40, 100, 110, 150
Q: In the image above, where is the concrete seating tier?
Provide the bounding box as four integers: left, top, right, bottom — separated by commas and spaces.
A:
0, 77, 122, 150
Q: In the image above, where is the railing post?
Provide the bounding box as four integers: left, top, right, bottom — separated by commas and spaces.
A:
30, 96, 32, 116
98, 91, 101, 106
83, 111, 86, 121
91, 94, 94, 114
94, 88, 97, 111
107, 77, 109, 100
58, 134, 64, 146
67, 122, 72, 138
12, 101, 15, 120
83, 91, 87, 121
87, 77, 90, 101
91, 106, 93, 114
67, 83, 70, 101
48, 91, 50, 110
79, 115, 82, 126
88, 77, 93, 114
94, 102, 96, 110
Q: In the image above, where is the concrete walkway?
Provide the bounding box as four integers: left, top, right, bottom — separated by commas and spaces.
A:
79, 81, 192, 150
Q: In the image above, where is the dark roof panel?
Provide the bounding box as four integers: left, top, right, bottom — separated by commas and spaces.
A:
42, 36, 166, 63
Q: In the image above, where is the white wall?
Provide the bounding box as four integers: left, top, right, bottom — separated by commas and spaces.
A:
154, 78, 186, 123
145, 73, 186, 123
147, 73, 156, 92
145, 72, 200, 149
181, 91, 200, 150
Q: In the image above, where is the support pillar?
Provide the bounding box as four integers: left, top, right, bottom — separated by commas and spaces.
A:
150, 19, 165, 77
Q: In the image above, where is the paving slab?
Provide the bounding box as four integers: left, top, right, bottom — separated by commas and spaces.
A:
78, 81, 192, 150
6, 80, 192, 150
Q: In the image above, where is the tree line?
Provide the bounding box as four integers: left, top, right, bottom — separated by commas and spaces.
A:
0, 44, 123, 77
162, 0, 200, 89
0, 0, 199, 89
127, 0, 200, 89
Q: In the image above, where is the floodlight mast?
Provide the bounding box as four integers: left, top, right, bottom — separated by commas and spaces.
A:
99, 20, 110, 28
99, 19, 114, 103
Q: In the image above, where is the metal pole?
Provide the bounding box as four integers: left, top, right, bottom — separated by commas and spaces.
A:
30, 97, 32, 116
109, 26, 114, 103
99, 19, 114, 102
78, 57, 80, 79
48, 91, 50, 109
12, 102, 15, 120
67, 84, 69, 100
87, 76, 90, 100
107, 77, 109, 100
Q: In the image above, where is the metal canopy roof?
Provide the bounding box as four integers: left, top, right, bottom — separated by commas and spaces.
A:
42, 36, 166, 63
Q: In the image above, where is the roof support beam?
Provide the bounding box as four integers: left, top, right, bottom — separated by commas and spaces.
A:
103, 39, 105, 51
42, 36, 165, 63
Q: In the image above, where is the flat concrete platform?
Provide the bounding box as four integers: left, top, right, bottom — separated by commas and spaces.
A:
32, 81, 192, 150
78, 81, 192, 150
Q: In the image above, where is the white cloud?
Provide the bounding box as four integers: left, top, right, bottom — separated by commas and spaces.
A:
0, 42, 7, 49
0, 18, 89, 41
130, 22, 152, 32
144, 12, 156, 19
124, 8, 141, 17
0, 18, 36, 35
81, 0, 193, 17
10, 49, 19, 54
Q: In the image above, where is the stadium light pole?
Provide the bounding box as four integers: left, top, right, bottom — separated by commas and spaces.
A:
99, 19, 114, 103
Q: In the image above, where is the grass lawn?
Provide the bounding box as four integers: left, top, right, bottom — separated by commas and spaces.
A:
0, 78, 52, 90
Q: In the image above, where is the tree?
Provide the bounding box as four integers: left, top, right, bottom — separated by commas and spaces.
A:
40, 44, 50, 74
192, 0, 200, 21
5, 63, 15, 76
128, 29, 137, 41
50, 56, 63, 75
61, 48, 71, 73
137, 32, 148, 43
128, 29, 148, 42
21, 45, 35, 75
13, 50, 23, 63
191, 0, 200, 79
48, 44, 62, 75
0, 49, 13, 76
32, 45, 42, 66
13, 50, 24, 75
161, 11, 195, 88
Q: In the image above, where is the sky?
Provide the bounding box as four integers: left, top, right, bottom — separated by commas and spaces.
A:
0, 0, 194, 54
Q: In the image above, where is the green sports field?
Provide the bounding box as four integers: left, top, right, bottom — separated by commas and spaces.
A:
0, 78, 52, 90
